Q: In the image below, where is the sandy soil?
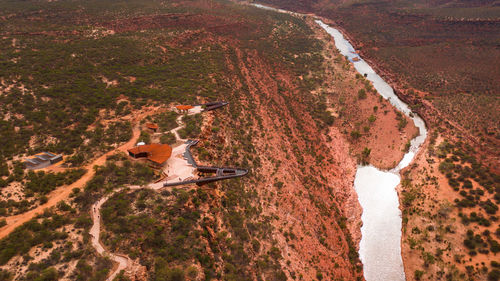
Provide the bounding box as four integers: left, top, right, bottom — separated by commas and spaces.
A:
101, 76, 118, 88
90, 194, 130, 281
0, 182, 24, 202
164, 143, 196, 183
399, 136, 497, 280
0, 107, 164, 240
214, 35, 364, 279
164, 106, 201, 184
311, 21, 418, 170
89, 105, 202, 280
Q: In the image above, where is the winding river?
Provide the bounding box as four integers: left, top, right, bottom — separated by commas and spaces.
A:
254, 4, 428, 281
318, 20, 427, 281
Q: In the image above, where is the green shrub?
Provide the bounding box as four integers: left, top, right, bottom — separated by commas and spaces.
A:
481, 200, 498, 214
489, 239, 500, 254
273, 181, 284, 189
139, 131, 151, 144
488, 269, 500, 281
160, 132, 176, 145
463, 180, 473, 189
422, 252, 435, 266
0, 269, 12, 281
414, 270, 424, 280
0, 213, 72, 265
397, 115, 408, 131
178, 114, 203, 139
357, 89, 366, 99
360, 147, 371, 165
155, 258, 185, 281
153, 111, 179, 132
350, 130, 361, 140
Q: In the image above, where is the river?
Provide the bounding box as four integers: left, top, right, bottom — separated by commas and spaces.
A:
253, 4, 428, 281
316, 20, 427, 281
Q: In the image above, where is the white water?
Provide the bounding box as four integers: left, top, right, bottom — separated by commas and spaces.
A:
316, 20, 427, 281
252, 4, 427, 281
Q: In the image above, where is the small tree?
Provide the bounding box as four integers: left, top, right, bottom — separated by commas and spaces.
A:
414, 270, 424, 280
360, 147, 371, 165
350, 130, 361, 140
358, 89, 367, 99
160, 132, 176, 145
138, 131, 151, 144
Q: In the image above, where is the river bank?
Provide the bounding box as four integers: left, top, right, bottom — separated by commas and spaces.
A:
251, 3, 428, 281
319, 18, 427, 281
252, 4, 499, 281
315, 18, 427, 281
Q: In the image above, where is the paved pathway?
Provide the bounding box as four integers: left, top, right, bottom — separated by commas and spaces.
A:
90, 102, 246, 280
89, 105, 200, 280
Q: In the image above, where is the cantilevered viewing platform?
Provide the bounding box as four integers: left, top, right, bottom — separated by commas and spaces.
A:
128, 100, 246, 187
164, 140, 248, 187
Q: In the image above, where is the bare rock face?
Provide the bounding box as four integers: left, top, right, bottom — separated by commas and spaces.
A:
125, 259, 148, 281
211, 34, 365, 278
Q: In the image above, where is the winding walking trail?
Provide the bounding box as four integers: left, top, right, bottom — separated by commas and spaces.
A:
0, 108, 164, 240
90, 194, 130, 280
163, 114, 197, 183
89, 106, 201, 280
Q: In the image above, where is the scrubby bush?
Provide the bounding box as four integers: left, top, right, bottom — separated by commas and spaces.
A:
139, 131, 151, 144
414, 270, 424, 280
0, 269, 12, 280
179, 114, 203, 139
357, 89, 366, 99
0, 213, 72, 265
350, 130, 361, 140
160, 132, 176, 145
489, 239, 500, 254
463, 179, 473, 189
155, 258, 185, 281
481, 200, 498, 214
360, 147, 371, 165
488, 269, 500, 281
25, 169, 86, 195
153, 111, 179, 132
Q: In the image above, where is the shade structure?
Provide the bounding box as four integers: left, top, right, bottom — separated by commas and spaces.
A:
176, 105, 194, 111
146, 123, 159, 131
128, 143, 172, 166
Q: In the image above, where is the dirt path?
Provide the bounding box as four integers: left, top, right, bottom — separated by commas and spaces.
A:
171, 115, 185, 141
164, 112, 199, 183
89, 181, 164, 280
0, 107, 163, 240
89, 106, 200, 280
90, 192, 131, 281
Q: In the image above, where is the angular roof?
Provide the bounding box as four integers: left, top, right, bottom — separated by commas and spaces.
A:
24, 152, 62, 166
176, 105, 194, 111
25, 159, 41, 165
146, 123, 159, 130
36, 154, 51, 161
127, 143, 172, 165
